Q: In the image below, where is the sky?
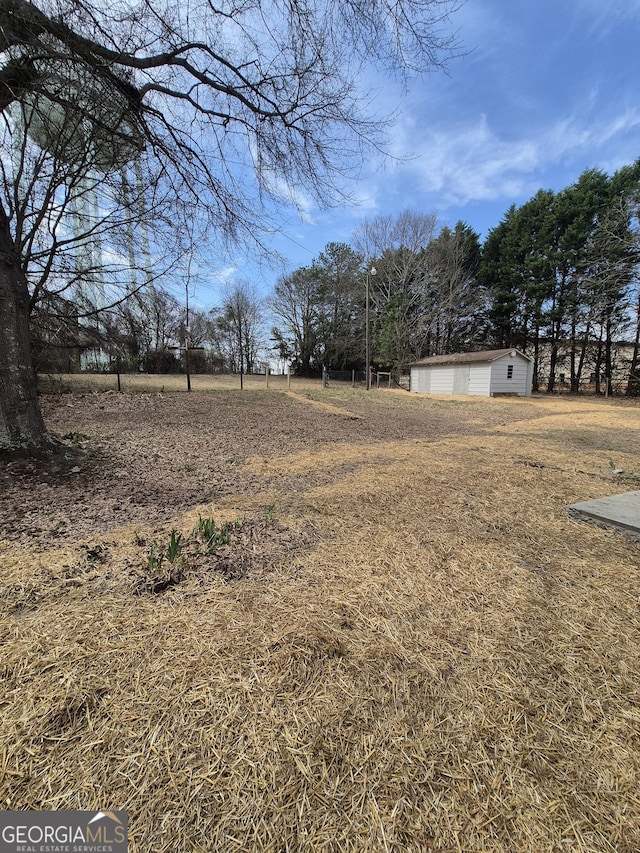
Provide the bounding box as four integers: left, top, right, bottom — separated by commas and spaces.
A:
197, 0, 640, 307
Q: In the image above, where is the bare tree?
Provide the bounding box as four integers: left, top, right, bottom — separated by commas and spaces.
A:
272, 267, 321, 376
1, 0, 463, 456
219, 280, 266, 382
352, 210, 439, 370
353, 210, 439, 308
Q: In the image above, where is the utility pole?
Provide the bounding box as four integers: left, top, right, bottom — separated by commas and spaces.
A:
365, 266, 377, 390
184, 278, 191, 392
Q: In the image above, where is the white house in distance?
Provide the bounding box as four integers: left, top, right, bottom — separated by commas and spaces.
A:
410, 349, 534, 397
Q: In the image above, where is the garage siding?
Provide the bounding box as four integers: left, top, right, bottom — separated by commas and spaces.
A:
410, 367, 430, 393
468, 365, 491, 395
489, 356, 530, 395
452, 365, 470, 394
410, 350, 532, 397
429, 366, 456, 393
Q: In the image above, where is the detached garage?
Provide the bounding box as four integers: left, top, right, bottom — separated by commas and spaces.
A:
410, 349, 533, 397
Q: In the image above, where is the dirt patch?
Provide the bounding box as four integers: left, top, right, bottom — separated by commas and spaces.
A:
0, 386, 547, 547
1, 383, 639, 853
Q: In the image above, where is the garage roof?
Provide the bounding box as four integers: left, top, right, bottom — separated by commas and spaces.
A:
410, 349, 532, 367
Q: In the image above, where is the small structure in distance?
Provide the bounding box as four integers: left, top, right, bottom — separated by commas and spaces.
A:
410, 349, 533, 397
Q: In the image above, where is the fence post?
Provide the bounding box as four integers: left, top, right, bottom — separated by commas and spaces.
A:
185, 345, 191, 392
266, 364, 269, 388
287, 366, 291, 389
351, 369, 355, 388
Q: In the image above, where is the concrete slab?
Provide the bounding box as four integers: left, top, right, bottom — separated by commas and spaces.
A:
568, 490, 640, 538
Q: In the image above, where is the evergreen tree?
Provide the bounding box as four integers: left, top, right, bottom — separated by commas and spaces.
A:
425, 220, 483, 354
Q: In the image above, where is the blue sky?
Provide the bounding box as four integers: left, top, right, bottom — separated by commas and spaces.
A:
199, 0, 640, 306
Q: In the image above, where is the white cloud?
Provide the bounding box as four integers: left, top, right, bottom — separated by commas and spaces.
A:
577, 0, 640, 35
387, 105, 640, 209
211, 265, 237, 283
263, 174, 316, 224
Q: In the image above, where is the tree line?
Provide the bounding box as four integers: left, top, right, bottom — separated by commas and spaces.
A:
29, 161, 640, 399
32, 280, 266, 378
271, 163, 640, 395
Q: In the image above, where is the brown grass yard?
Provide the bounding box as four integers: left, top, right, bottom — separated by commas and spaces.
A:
1, 377, 639, 852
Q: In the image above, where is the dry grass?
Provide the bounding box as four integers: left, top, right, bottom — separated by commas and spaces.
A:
1, 387, 639, 851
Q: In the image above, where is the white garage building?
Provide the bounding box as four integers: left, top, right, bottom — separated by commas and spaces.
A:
410, 349, 533, 397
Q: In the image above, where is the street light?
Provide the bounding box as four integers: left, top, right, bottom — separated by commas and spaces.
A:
365, 265, 377, 390
184, 278, 192, 392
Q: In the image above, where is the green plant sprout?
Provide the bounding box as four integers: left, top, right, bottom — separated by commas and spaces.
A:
147, 543, 164, 574
609, 460, 639, 479
193, 516, 233, 552
167, 529, 183, 562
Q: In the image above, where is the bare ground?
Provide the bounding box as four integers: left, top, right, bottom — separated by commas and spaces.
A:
0, 384, 549, 548
1, 379, 639, 852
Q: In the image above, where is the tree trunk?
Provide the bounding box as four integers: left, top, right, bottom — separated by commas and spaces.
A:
575, 321, 590, 395
547, 319, 561, 393
546, 289, 561, 394
532, 326, 540, 393
569, 317, 578, 394
547, 343, 557, 394
604, 318, 613, 397
0, 204, 51, 457
594, 326, 604, 395
626, 290, 640, 396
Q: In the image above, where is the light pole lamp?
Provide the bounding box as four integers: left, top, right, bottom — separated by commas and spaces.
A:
365, 266, 376, 390
184, 280, 191, 392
